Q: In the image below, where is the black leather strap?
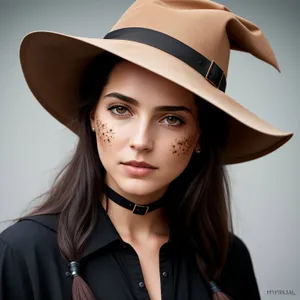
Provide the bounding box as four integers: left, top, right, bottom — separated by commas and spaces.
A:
104, 27, 226, 92
105, 185, 166, 215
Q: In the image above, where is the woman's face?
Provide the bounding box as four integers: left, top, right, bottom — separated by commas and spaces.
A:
90, 60, 201, 203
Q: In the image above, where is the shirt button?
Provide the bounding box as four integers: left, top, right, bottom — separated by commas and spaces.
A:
139, 281, 145, 288
162, 271, 169, 278
122, 243, 127, 249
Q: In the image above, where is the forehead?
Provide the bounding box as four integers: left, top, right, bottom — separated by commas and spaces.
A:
101, 60, 197, 109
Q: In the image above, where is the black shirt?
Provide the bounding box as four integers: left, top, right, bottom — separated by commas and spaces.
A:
0, 205, 261, 300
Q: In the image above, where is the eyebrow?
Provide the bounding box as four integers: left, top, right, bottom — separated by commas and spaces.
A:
103, 92, 192, 114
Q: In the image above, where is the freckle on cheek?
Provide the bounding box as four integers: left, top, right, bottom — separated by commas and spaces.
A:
170, 136, 194, 157
95, 117, 116, 145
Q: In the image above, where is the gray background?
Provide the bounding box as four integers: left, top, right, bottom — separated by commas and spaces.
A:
0, 0, 299, 298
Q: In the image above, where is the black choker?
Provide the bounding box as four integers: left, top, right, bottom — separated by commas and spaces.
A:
104, 185, 166, 215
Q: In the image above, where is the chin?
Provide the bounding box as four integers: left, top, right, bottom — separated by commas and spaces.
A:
120, 178, 156, 195
112, 175, 167, 198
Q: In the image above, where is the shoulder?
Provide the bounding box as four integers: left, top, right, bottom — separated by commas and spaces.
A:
222, 233, 256, 274
228, 233, 252, 260
220, 233, 261, 299
0, 214, 59, 257
0, 215, 71, 300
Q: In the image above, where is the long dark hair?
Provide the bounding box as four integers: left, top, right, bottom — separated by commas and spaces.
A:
15, 51, 234, 300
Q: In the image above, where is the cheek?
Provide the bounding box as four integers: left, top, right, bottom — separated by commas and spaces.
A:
169, 135, 195, 157
95, 116, 116, 146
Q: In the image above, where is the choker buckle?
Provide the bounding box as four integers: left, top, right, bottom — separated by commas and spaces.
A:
132, 204, 149, 215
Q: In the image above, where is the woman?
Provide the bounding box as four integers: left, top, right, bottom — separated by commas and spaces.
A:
0, 1, 293, 300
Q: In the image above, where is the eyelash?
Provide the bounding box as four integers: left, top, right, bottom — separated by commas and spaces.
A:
106, 104, 185, 127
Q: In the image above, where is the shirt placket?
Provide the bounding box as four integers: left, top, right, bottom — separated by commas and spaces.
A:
120, 241, 175, 300
159, 243, 174, 300
121, 242, 151, 300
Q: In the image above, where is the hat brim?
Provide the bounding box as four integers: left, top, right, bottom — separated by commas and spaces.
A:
19, 31, 293, 164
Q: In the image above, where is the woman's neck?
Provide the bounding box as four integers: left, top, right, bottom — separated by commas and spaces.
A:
101, 188, 170, 242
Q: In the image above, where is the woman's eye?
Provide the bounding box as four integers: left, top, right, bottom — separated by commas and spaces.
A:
108, 105, 130, 116
163, 116, 184, 126
107, 104, 184, 126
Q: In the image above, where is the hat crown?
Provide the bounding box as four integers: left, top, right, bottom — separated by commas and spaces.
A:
110, 0, 280, 75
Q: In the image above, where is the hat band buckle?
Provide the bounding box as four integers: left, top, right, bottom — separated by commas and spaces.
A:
205, 60, 225, 89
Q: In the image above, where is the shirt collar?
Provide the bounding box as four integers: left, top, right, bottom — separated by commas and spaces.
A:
82, 204, 122, 257
21, 204, 179, 259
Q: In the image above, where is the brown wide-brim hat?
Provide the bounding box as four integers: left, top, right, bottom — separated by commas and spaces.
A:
19, 0, 293, 165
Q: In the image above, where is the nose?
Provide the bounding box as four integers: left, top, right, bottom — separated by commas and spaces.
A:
130, 119, 153, 153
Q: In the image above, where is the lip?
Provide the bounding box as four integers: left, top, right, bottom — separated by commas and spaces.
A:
122, 160, 157, 169
122, 164, 156, 176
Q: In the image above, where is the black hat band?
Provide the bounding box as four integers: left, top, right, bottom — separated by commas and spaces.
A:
104, 27, 227, 92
